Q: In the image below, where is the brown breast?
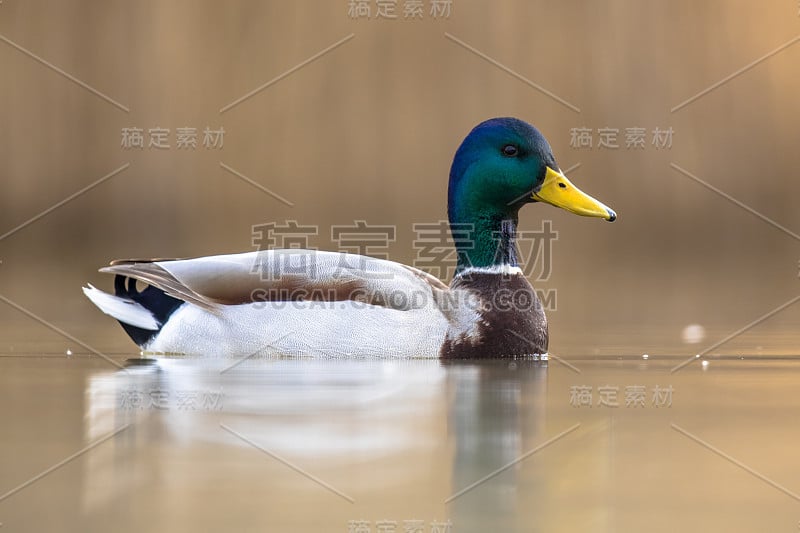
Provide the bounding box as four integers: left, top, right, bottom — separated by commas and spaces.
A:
439, 271, 548, 359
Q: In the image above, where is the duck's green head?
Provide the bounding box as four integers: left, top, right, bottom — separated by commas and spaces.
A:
448, 117, 616, 270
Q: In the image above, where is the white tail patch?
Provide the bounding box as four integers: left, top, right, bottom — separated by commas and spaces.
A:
82, 284, 160, 330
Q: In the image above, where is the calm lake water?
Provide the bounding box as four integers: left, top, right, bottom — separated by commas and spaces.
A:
1, 352, 799, 533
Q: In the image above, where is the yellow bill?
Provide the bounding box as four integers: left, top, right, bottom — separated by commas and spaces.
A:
532, 167, 616, 221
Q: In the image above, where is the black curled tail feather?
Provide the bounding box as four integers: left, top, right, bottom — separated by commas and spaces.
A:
114, 275, 185, 347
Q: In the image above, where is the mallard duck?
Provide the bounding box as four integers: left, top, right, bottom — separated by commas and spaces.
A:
84, 118, 615, 358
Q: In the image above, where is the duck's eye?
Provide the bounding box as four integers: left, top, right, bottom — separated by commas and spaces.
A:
558, 182, 567, 189
502, 145, 518, 157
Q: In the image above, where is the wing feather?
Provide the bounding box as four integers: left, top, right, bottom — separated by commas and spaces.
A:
101, 250, 449, 312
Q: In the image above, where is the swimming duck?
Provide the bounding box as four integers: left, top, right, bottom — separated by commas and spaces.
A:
84, 118, 616, 358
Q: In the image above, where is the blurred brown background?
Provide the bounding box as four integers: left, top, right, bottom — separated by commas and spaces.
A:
1, 0, 799, 356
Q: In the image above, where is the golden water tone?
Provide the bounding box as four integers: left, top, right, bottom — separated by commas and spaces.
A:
1, 1, 799, 531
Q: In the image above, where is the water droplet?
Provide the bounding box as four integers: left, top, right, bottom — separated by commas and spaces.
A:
642, 354, 649, 360
682, 324, 706, 344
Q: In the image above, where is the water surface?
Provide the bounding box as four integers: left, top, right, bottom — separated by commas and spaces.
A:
2, 353, 799, 532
